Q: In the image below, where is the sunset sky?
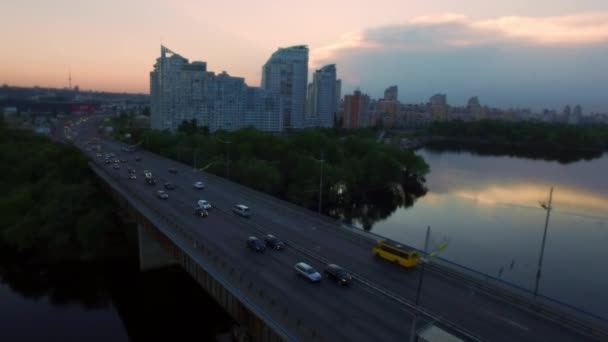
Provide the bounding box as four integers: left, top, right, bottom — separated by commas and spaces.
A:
1, 0, 607, 111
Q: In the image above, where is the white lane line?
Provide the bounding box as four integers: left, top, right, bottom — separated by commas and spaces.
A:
483, 309, 529, 332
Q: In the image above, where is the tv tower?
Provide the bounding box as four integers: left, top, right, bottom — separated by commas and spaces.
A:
68, 69, 72, 89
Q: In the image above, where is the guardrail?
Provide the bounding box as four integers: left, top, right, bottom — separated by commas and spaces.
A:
88, 160, 313, 342
86, 142, 608, 341
199, 169, 608, 340
340, 224, 608, 341
89, 157, 483, 341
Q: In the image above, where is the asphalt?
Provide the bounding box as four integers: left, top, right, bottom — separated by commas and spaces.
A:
68, 116, 597, 342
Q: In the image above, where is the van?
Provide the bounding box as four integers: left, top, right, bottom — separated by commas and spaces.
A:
232, 204, 251, 218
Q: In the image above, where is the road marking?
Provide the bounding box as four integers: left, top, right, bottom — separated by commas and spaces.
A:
483, 310, 529, 332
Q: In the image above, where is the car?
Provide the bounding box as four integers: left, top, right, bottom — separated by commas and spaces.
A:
169, 167, 178, 174
157, 190, 169, 199
120, 158, 127, 163
324, 264, 352, 286
143, 169, 150, 175
129, 174, 137, 180
195, 207, 209, 218
197, 200, 212, 210
246, 236, 266, 253
294, 262, 322, 283
232, 204, 250, 217
164, 182, 176, 190
145, 177, 156, 185
135, 156, 142, 161
105, 159, 112, 164
264, 234, 285, 250
112, 163, 120, 169
193, 181, 205, 189
113, 159, 120, 164
127, 168, 136, 174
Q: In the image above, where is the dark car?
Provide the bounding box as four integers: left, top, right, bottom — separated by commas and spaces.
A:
246, 236, 266, 253
104, 159, 112, 164
169, 167, 178, 174
135, 156, 141, 161
164, 182, 176, 190
128, 168, 136, 174
145, 177, 156, 185
264, 234, 285, 250
195, 207, 209, 218
324, 264, 352, 286
120, 158, 127, 163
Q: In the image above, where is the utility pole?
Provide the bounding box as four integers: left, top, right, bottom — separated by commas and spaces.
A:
217, 138, 231, 179
534, 186, 554, 298
318, 150, 324, 215
409, 226, 431, 342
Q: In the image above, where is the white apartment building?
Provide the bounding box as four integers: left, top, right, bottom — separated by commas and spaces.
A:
261, 45, 308, 129
150, 46, 282, 133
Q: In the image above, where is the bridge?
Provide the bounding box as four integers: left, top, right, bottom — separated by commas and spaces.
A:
67, 115, 607, 341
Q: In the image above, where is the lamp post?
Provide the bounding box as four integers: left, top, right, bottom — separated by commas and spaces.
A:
534, 186, 554, 298
318, 150, 324, 215
217, 138, 231, 179
409, 226, 447, 342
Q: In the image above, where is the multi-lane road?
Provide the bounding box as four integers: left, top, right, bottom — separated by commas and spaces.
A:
68, 116, 598, 341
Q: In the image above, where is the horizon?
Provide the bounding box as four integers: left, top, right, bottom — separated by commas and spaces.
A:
1, 1, 607, 111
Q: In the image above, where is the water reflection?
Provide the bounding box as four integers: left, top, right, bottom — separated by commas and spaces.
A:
453, 184, 608, 218
361, 148, 608, 317
425, 141, 604, 164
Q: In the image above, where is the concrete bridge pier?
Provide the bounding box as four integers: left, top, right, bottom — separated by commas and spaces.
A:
137, 222, 177, 271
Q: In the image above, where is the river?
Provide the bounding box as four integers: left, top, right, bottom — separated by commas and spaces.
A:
353, 148, 608, 318
0, 258, 233, 341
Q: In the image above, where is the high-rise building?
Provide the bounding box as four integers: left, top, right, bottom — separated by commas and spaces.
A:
467, 96, 485, 120
308, 64, 337, 128
429, 93, 448, 122
384, 85, 398, 101
343, 90, 370, 129
150, 46, 281, 133
261, 45, 309, 129
335, 79, 342, 109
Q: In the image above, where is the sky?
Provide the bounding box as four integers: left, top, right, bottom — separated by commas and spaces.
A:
1, 0, 608, 112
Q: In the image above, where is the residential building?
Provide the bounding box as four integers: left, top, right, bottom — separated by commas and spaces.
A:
429, 93, 448, 122
343, 90, 370, 129
308, 64, 337, 128
384, 85, 398, 101
261, 45, 308, 129
150, 46, 281, 133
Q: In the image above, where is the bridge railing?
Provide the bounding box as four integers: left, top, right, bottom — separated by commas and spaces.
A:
199, 169, 608, 339
89, 160, 333, 342
340, 223, 608, 339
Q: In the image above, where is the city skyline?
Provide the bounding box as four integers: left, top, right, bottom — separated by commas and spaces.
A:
1, 1, 608, 111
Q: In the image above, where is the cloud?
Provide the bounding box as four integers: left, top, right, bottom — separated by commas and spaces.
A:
312, 12, 608, 66
310, 12, 608, 111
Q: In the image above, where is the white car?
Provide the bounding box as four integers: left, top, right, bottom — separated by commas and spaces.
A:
193, 181, 205, 189
197, 200, 212, 210
157, 190, 169, 199
295, 262, 322, 283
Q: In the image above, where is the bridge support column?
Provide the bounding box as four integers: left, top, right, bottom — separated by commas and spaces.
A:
138, 222, 177, 271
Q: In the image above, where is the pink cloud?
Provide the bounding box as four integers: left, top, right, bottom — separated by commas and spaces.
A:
312, 12, 608, 67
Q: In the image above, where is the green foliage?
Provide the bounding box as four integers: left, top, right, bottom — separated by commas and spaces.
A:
0, 127, 124, 262
130, 125, 428, 216
427, 120, 608, 151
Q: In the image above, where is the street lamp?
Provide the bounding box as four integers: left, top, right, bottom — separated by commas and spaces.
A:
534, 186, 554, 298
217, 138, 231, 179
309, 150, 325, 215
409, 226, 447, 342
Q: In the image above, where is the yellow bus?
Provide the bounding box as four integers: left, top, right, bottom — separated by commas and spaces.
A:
372, 240, 420, 268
